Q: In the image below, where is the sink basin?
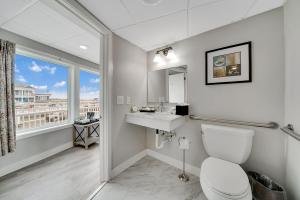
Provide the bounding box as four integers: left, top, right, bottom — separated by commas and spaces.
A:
126, 112, 186, 132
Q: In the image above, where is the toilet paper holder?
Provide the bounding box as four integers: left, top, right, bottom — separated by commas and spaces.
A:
178, 136, 190, 182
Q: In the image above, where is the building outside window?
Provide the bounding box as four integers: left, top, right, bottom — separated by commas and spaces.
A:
79, 70, 100, 119
14, 54, 69, 132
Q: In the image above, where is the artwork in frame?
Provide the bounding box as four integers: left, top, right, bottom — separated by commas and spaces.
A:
205, 42, 252, 85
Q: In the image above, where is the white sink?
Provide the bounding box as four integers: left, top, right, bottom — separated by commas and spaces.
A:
126, 112, 186, 132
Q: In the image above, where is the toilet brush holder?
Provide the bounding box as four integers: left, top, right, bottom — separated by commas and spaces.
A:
178, 137, 190, 182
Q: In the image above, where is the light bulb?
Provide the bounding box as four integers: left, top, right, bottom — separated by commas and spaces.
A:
153, 53, 166, 65
166, 49, 178, 63
153, 53, 161, 63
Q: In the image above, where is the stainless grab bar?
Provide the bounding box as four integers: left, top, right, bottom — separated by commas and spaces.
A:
189, 115, 279, 129
281, 124, 300, 141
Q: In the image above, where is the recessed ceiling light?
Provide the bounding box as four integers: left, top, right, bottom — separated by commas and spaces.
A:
79, 45, 88, 50
140, 0, 162, 6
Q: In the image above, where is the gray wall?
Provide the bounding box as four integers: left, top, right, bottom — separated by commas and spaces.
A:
284, 0, 300, 198
112, 34, 147, 168
0, 128, 72, 170
0, 29, 98, 173
147, 8, 286, 184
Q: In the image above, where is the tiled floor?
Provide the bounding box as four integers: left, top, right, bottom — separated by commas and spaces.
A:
93, 156, 206, 200
0, 144, 101, 200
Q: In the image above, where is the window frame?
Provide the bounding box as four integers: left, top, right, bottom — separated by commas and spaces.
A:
15, 48, 74, 139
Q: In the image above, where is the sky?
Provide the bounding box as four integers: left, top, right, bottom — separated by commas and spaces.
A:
15, 54, 100, 100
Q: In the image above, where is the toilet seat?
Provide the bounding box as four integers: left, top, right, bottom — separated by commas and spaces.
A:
200, 157, 252, 200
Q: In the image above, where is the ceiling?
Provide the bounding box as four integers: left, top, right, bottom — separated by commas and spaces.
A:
0, 0, 286, 58
0, 0, 101, 64
78, 0, 285, 51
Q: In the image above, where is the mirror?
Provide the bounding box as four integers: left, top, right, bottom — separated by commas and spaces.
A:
148, 66, 187, 103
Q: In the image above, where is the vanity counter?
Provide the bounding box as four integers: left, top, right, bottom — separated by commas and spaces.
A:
126, 112, 186, 132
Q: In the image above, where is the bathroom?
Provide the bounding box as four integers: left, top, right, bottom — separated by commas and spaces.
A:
0, 0, 299, 200
102, 1, 298, 199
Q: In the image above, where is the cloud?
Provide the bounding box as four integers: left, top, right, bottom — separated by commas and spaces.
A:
42, 66, 56, 75
53, 81, 66, 88
80, 86, 99, 100
28, 61, 56, 74
16, 75, 27, 83
49, 91, 67, 99
15, 65, 20, 73
29, 61, 42, 72
90, 78, 100, 83
30, 84, 48, 90
80, 91, 100, 100
80, 86, 96, 93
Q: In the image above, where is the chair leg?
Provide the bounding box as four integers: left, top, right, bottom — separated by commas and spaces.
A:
85, 127, 88, 150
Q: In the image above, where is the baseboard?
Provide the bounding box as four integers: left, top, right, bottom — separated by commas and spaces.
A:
111, 148, 200, 178
111, 149, 147, 177
146, 149, 201, 177
0, 142, 73, 178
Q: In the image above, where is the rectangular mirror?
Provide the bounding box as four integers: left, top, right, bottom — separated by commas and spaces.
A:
147, 66, 187, 103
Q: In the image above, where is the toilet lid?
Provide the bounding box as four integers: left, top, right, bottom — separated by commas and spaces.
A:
201, 157, 249, 197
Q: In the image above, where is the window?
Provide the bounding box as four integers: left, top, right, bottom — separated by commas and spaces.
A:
15, 54, 69, 132
80, 70, 100, 119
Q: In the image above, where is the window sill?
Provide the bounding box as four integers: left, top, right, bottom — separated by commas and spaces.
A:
16, 123, 73, 141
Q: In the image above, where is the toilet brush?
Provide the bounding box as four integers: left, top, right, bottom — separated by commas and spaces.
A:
178, 136, 190, 182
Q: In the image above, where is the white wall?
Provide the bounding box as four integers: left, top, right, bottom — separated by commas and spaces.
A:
111, 34, 147, 168
147, 8, 286, 184
284, 0, 300, 198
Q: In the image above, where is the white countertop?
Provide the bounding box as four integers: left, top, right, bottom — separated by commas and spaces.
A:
126, 112, 186, 132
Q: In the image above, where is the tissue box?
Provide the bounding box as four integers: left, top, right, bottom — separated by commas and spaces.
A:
176, 105, 189, 116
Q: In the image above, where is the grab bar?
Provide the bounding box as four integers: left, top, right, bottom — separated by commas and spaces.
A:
189, 115, 279, 129
281, 124, 300, 141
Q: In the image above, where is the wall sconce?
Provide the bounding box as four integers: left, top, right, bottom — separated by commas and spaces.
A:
153, 47, 178, 65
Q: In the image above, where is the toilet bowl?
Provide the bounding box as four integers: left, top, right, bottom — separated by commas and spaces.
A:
200, 157, 252, 200
200, 124, 255, 200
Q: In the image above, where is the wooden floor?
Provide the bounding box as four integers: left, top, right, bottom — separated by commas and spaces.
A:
0, 144, 101, 200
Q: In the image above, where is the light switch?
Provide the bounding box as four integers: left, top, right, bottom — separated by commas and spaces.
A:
127, 96, 131, 105
117, 96, 124, 105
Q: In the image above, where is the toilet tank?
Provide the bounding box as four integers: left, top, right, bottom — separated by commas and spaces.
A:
201, 124, 255, 164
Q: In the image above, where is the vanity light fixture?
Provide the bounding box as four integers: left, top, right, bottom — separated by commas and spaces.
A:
153, 46, 178, 65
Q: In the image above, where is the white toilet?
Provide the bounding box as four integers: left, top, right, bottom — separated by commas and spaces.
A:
200, 124, 255, 200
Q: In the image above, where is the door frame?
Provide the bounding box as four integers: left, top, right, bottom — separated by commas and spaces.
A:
52, 0, 113, 182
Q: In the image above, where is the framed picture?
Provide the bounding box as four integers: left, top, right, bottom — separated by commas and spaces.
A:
205, 42, 252, 85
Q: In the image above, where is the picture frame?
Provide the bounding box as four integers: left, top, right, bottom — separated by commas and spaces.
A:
205, 41, 252, 85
